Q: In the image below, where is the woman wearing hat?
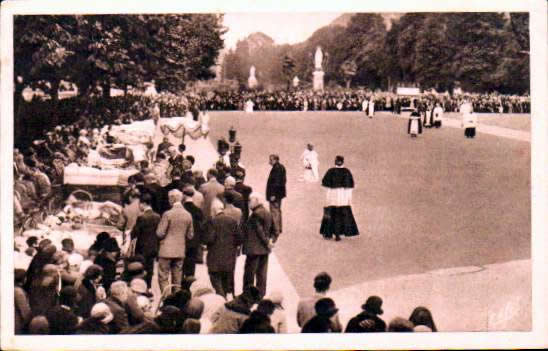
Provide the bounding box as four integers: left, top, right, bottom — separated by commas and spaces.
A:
320, 156, 359, 241
301, 298, 341, 333
409, 306, 437, 332
345, 295, 387, 333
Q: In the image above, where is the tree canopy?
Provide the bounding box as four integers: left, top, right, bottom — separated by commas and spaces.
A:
221, 12, 529, 94
14, 14, 225, 101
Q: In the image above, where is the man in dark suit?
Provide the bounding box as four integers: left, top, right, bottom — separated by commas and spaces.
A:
181, 187, 205, 279
223, 176, 245, 211
243, 193, 276, 298
266, 154, 286, 235
130, 193, 161, 288
140, 173, 164, 215
202, 199, 242, 299
234, 171, 253, 222
199, 168, 225, 220
156, 137, 173, 159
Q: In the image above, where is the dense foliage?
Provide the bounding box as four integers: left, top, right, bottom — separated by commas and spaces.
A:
14, 14, 225, 101
222, 12, 529, 94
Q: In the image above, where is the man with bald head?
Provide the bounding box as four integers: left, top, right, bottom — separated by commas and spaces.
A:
223, 176, 244, 212
243, 193, 276, 298
156, 189, 194, 294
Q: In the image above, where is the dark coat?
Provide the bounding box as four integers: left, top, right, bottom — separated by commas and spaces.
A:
120, 318, 161, 334
131, 208, 161, 258
243, 205, 274, 256
199, 179, 225, 219
234, 181, 253, 221
203, 212, 242, 272
266, 162, 287, 200
209, 297, 253, 334
345, 311, 387, 333
14, 286, 32, 334
105, 297, 129, 334
75, 279, 97, 318
302, 315, 340, 333
222, 189, 245, 212
183, 201, 205, 249
76, 317, 112, 334
94, 253, 117, 292
46, 305, 79, 335
140, 183, 164, 214
28, 275, 58, 317
239, 311, 275, 333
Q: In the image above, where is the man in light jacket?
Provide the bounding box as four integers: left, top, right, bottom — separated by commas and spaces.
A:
156, 189, 193, 295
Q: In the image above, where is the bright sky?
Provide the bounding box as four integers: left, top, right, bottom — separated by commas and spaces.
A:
222, 12, 343, 50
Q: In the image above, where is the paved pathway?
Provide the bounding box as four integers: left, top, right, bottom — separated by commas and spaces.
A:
441, 117, 530, 142
154, 113, 531, 333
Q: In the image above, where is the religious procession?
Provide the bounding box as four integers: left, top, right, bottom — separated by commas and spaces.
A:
7, 10, 532, 341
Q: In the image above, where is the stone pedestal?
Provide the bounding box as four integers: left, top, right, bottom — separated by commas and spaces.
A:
248, 76, 258, 89
313, 70, 324, 91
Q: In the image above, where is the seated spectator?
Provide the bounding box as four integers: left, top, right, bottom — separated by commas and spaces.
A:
75, 264, 105, 318
209, 285, 261, 334
302, 298, 341, 333
88, 232, 110, 256
266, 290, 287, 333
345, 295, 386, 333
28, 316, 50, 335
77, 302, 115, 334
94, 237, 120, 292
239, 311, 274, 334
135, 295, 154, 319
409, 306, 437, 332
388, 317, 414, 332
29, 263, 59, 317
182, 318, 201, 334
190, 283, 226, 333
45, 286, 80, 335
297, 272, 342, 331
14, 268, 31, 334
105, 281, 131, 333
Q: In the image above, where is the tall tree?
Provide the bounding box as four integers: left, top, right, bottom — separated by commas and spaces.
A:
413, 14, 455, 92
446, 12, 507, 92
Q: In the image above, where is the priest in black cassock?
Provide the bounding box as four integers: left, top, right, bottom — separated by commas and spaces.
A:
320, 156, 359, 241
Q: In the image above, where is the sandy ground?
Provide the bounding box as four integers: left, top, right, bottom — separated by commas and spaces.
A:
151, 111, 531, 332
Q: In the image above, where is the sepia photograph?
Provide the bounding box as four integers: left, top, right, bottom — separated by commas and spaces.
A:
1, 0, 547, 350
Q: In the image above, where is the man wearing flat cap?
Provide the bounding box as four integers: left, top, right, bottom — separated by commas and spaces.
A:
345, 295, 387, 332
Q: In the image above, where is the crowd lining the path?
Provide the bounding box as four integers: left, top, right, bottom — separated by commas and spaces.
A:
12, 89, 499, 335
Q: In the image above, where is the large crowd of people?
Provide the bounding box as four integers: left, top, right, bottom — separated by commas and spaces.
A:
13, 90, 445, 334
199, 89, 530, 114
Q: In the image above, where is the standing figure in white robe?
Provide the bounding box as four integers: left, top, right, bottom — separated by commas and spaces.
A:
245, 99, 254, 113
367, 98, 375, 118
407, 110, 423, 138
362, 98, 368, 117
182, 108, 219, 172
319, 156, 359, 241
150, 103, 163, 161
461, 109, 478, 139
300, 144, 319, 182
433, 103, 444, 128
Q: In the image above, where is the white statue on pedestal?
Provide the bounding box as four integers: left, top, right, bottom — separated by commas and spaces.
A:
314, 46, 323, 70
248, 65, 258, 89
313, 47, 324, 91
293, 76, 300, 88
